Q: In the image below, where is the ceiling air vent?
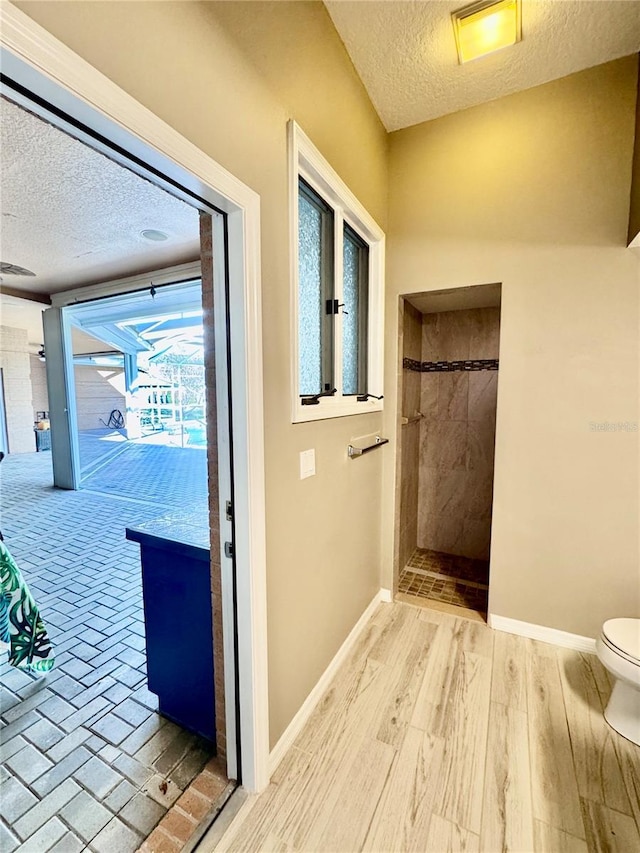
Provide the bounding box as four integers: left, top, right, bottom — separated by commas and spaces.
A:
0, 262, 36, 276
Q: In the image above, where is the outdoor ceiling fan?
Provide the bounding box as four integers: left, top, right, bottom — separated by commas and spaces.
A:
0, 261, 35, 276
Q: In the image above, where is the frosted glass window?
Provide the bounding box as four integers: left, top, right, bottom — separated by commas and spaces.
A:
298, 181, 334, 397
292, 124, 383, 421
342, 226, 369, 396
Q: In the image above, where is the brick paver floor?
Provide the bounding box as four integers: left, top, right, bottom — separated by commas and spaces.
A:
0, 448, 215, 852
77, 429, 129, 476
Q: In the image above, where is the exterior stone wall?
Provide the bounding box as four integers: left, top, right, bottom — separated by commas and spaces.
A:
0, 326, 36, 453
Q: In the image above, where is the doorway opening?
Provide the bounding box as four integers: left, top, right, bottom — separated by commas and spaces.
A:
395, 283, 501, 622
2, 4, 269, 808
54, 278, 209, 495
0, 89, 237, 847
0, 29, 273, 848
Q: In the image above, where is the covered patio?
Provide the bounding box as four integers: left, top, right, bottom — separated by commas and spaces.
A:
0, 444, 215, 851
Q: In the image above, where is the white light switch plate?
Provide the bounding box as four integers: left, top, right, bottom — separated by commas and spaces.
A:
300, 449, 316, 479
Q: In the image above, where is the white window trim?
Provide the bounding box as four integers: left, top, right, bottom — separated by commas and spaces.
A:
288, 121, 385, 424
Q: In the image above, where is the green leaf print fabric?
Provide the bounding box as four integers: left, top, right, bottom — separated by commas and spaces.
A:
0, 540, 55, 673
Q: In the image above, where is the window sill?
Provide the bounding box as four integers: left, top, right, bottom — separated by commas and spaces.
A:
292, 398, 383, 424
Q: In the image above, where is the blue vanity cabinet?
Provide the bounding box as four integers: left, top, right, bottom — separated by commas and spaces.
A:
126, 515, 216, 744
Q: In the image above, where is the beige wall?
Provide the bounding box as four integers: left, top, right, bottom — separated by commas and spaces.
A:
12, 1, 639, 745
384, 57, 640, 637
417, 308, 500, 561
0, 326, 35, 453
15, 0, 388, 745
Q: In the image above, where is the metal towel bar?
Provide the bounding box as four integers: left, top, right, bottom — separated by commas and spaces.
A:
348, 436, 389, 458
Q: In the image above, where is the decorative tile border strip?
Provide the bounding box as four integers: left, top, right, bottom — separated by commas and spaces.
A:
403, 357, 422, 371
403, 357, 499, 372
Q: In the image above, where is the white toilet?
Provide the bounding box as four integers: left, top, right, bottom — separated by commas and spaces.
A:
596, 618, 640, 745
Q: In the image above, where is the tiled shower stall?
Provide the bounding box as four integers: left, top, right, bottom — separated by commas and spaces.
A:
398, 300, 500, 612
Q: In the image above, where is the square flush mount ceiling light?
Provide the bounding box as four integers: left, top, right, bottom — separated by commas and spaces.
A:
452, 0, 521, 64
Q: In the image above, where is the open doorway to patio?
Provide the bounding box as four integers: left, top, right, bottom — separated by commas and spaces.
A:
0, 82, 240, 850
58, 278, 209, 497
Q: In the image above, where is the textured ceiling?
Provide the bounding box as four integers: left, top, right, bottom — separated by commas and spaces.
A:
325, 0, 640, 131
0, 97, 200, 296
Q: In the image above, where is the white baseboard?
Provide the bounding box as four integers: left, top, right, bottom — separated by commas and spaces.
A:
268, 589, 388, 777
488, 614, 597, 654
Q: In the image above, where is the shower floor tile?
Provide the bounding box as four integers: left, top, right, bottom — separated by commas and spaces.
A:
406, 548, 489, 585
399, 548, 489, 613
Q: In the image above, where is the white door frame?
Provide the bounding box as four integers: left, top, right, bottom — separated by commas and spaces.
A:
0, 3, 270, 793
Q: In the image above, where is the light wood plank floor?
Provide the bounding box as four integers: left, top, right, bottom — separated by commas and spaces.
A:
207, 602, 640, 852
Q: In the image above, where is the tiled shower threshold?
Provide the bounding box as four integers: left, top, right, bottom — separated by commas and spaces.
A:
398, 547, 489, 621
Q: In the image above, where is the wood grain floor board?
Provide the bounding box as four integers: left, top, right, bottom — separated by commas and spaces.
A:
204, 602, 640, 853
557, 648, 633, 815
362, 726, 444, 853
480, 701, 535, 852
410, 615, 460, 734
491, 629, 528, 711
528, 636, 560, 660
293, 652, 385, 756
527, 652, 586, 838
280, 706, 388, 848
301, 736, 395, 853
426, 620, 493, 742
368, 602, 420, 665
259, 833, 290, 852
278, 666, 402, 850
456, 617, 494, 659
533, 819, 589, 853
434, 650, 493, 834
218, 747, 313, 852
425, 814, 480, 853
375, 618, 439, 749
291, 614, 387, 755
611, 734, 640, 830
579, 797, 640, 853
587, 653, 614, 708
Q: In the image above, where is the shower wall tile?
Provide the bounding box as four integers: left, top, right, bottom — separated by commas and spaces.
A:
403, 370, 421, 420
433, 469, 468, 518
420, 374, 438, 419
399, 300, 423, 570
469, 307, 501, 359
421, 313, 439, 361
402, 300, 423, 418
468, 372, 498, 423
403, 302, 423, 361
437, 373, 468, 421
428, 513, 465, 555
400, 425, 419, 508
422, 420, 467, 471
417, 306, 500, 561
466, 472, 495, 521
467, 421, 496, 472
399, 420, 420, 570
417, 466, 438, 525
462, 519, 492, 561
436, 311, 471, 361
